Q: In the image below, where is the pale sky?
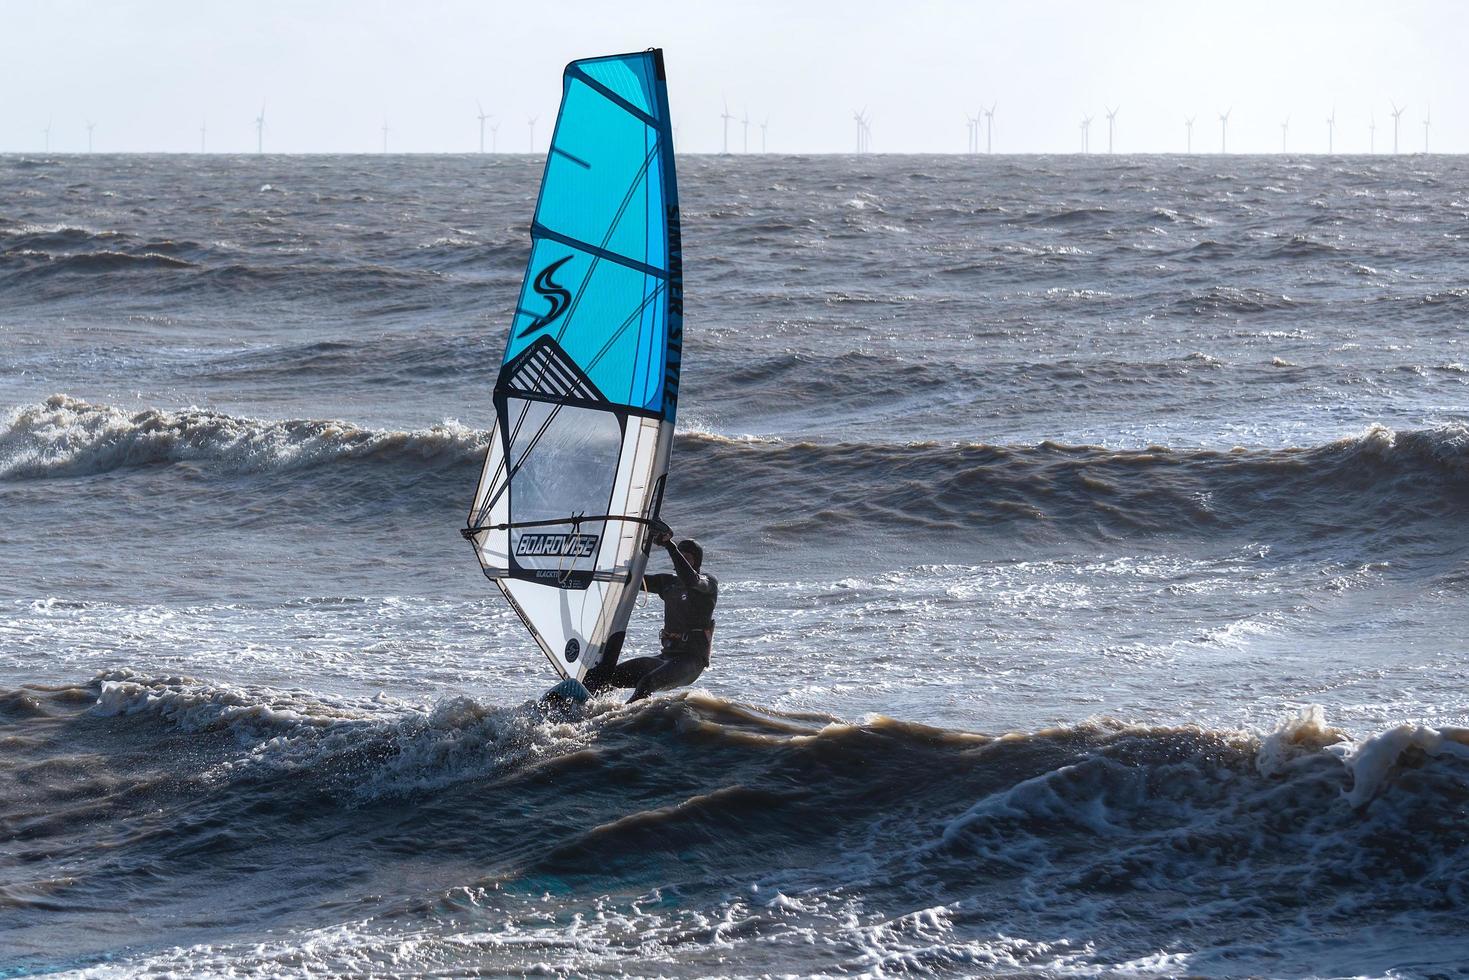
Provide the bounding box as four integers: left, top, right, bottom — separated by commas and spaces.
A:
2, 0, 1462, 154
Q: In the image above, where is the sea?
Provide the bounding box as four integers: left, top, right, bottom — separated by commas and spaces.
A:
1, 151, 1467, 979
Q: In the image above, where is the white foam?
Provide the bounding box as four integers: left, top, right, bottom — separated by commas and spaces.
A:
0, 394, 486, 478
1338, 722, 1469, 808
89, 669, 393, 742
1255, 704, 1347, 777
1338, 421, 1469, 475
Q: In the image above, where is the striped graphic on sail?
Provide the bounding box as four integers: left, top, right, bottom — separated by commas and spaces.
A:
464, 48, 682, 683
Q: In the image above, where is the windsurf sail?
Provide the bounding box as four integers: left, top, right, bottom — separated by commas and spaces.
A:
463, 48, 682, 684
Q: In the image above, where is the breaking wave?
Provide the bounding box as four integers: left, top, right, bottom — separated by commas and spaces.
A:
3, 397, 1465, 551
4, 674, 1467, 975
0, 395, 484, 479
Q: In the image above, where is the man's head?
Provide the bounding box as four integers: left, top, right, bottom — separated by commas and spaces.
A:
677, 538, 704, 571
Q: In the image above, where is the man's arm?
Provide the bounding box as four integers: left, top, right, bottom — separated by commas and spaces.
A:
647, 519, 713, 593
644, 519, 675, 592
642, 573, 673, 593
664, 541, 712, 593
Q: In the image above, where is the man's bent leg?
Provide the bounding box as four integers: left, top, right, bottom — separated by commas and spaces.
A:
606, 655, 666, 691
628, 655, 705, 703
582, 631, 627, 693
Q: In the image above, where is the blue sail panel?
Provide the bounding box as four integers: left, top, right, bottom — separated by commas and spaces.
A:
500, 50, 679, 421
575, 57, 658, 117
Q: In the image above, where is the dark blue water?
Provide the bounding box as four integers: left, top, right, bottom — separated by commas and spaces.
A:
2, 152, 1467, 978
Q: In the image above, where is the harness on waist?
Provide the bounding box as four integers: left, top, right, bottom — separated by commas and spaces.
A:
660, 619, 716, 650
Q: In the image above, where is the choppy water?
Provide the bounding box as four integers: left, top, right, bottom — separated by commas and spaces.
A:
2, 152, 1467, 978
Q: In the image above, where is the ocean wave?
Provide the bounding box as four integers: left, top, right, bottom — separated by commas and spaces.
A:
11, 675, 1469, 898
1, 221, 123, 245
193, 261, 448, 294
3, 398, 1465, 547
1414, 286, 1469, 309
675, 424, 1469, 542
1168, 285, 1298, 315
1263, 234, 1343, 259
1025, 206, 1112, 226
0, 219, 461, 297
4, 248, 197, 273
21, 672, 1469, 823
194, 341, 1244, 399
4, 674, 1468, 975
1148, 206, 1212, 228
0, 222, 214, 272
0, 395, 484, 479
195, 332, 502, 385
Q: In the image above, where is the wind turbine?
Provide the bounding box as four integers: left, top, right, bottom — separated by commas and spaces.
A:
984, 102, 995, 153
86, 120, 95, 153
255, 102, 265, 155
199, 116, 206, 153
1218, 108, 1231, 153
476, 101, 490, 153
742, 110, 750, 153
1390, 101, 1405, 154
1280, 116, 1289, 153
852, 107, 867, 153
528, 116, 537, 152
1105, 105, 1118, 154
489, 121, 499, 153
1080, 114, 1092, 153
381, 119, 390, 153
1369, 113, 1376, 153
965, 115, 975, 154
43, 118, 51, 153
1185, 115, 1195, 153
720, 100, 733, 154
1326, 107, 1335, 154
1423, 106, 1431, 153
760, 116, 769, 153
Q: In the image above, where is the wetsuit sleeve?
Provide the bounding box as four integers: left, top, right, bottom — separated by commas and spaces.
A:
642, 573, 674, 593
665, 542, 714, 593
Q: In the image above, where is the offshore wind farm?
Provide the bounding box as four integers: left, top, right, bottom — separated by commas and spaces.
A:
9, 3, 1457, 157
21, 97, 1450, 156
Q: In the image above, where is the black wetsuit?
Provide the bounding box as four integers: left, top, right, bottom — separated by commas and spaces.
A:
588, 541, 717, 701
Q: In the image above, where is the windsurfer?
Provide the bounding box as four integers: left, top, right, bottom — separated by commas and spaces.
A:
586, 521, 717, 702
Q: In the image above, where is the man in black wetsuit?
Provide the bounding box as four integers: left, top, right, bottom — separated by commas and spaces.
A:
587, 522, 717, 703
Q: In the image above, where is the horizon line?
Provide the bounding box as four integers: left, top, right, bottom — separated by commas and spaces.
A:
1, 150, 1460, 157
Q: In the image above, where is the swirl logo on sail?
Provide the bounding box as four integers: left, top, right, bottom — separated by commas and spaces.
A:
518, 255, 573, 337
